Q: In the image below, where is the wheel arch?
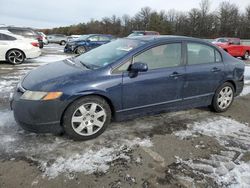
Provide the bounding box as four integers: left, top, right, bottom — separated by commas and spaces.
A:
5, 48, 26, 60
222, 80, 236, 93
60, 93, 116, 127
73, 45, 87, 54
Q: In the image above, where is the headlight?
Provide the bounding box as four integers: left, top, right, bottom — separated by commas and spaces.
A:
21, 91, 62, 101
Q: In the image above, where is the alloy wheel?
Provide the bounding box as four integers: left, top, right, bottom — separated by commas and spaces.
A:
71, 102, 106, 136
8, 50, 24, 64
76, 46, 86, 54
217, 86, 233, 110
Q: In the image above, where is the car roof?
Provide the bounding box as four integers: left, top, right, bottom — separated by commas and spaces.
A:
86, 34, 113, 37
127, 35, 196, 42
0, 30, 24, 39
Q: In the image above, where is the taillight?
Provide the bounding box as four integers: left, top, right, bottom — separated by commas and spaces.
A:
31, 42, 39, 47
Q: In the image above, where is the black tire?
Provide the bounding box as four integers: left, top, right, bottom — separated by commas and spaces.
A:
211, 82, 235, 113
6, 49, 25, 65
75, 46, 86, 54
60, 40, 66, 45
39, 41, 44, 49
242, 51, 249, 60
63, 96, 111, 141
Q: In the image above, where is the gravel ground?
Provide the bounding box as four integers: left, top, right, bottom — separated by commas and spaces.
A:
0, 44, 250, 188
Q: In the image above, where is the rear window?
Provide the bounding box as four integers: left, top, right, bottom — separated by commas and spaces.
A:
22, 30, 35, 36
8, 29, 23, 35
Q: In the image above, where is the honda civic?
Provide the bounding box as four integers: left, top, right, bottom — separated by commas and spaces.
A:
11, 36, 245, 140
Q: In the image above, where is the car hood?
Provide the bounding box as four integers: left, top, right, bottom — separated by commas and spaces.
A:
22, 59, 90, 91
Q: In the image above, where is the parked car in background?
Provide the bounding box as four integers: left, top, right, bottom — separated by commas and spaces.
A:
0, 26, 44, 48
11, 36, 244, 140
64, 34, 114, 54
38, 32, 48, 45
47, 34, 67, 45
0, 30, 41, 65
67, 35, 81, 42
128, 31, 160, 37
212, 37, 250, 60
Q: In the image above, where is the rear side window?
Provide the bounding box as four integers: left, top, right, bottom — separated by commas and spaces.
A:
99, 36, 110, 41
0, 34, 16, 41
134, 43, 182, 70
187, 43, 222, 65
88, 36, 99, 41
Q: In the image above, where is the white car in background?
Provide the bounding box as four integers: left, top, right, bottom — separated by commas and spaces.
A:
0, 30, 41, 65
67, 35, 81, 42
38, 32, 49, 45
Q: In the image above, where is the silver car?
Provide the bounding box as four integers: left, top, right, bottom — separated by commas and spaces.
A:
47, 34, 67, 45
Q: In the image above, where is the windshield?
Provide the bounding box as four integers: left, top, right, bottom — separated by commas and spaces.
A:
75, 38, 145, 69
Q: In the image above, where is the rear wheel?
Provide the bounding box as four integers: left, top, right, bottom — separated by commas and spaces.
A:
211, 82, 234, 112
75, 46, 86, 54
242, 51, 249, 60
63, 96, 111, 140
6, 49, 25, 65
60, 40, 66, 45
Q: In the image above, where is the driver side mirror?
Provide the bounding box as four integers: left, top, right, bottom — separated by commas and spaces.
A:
130, 62, 148, 72
128, 62, 148, 78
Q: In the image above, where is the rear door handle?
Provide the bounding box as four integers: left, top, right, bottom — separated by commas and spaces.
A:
170, 72, 183, 78
211, 67, 221, 72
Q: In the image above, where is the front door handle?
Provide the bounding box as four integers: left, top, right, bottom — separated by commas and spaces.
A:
170, 72, 183, 78
211, 67, 221, 72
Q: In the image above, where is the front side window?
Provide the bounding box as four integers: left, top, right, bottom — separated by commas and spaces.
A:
133, 43, 182, 70
187, 43, 221, 65
99, 36, 110, 41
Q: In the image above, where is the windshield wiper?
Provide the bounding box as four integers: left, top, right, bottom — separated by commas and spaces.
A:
79, 61, 91, 69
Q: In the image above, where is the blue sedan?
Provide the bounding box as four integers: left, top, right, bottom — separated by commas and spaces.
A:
11, 36, 245, 140
64, 34, 114, 54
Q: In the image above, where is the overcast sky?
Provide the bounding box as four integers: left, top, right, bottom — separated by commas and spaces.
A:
0, 0, 249, 29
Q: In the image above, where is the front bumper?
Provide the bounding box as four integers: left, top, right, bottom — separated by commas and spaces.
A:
10, 89, 68, 134
235, 79, 244, 96
64, 44, 75, 53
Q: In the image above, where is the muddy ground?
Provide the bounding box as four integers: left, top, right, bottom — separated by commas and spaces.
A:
0, 44, 250, 188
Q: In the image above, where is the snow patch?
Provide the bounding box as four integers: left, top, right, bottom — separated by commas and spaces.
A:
240, 85, 250, 96
0, 110, 153, 179
41, 138, 152, 179
244, 66, 250, 79
174, 117, 250, 187
30, 55, 69, 63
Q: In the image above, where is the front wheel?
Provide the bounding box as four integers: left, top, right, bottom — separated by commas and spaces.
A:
63, 96, 111, 141
75, 46, 86, 54
211, 82, 234, 112
6, 49, 25, 65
